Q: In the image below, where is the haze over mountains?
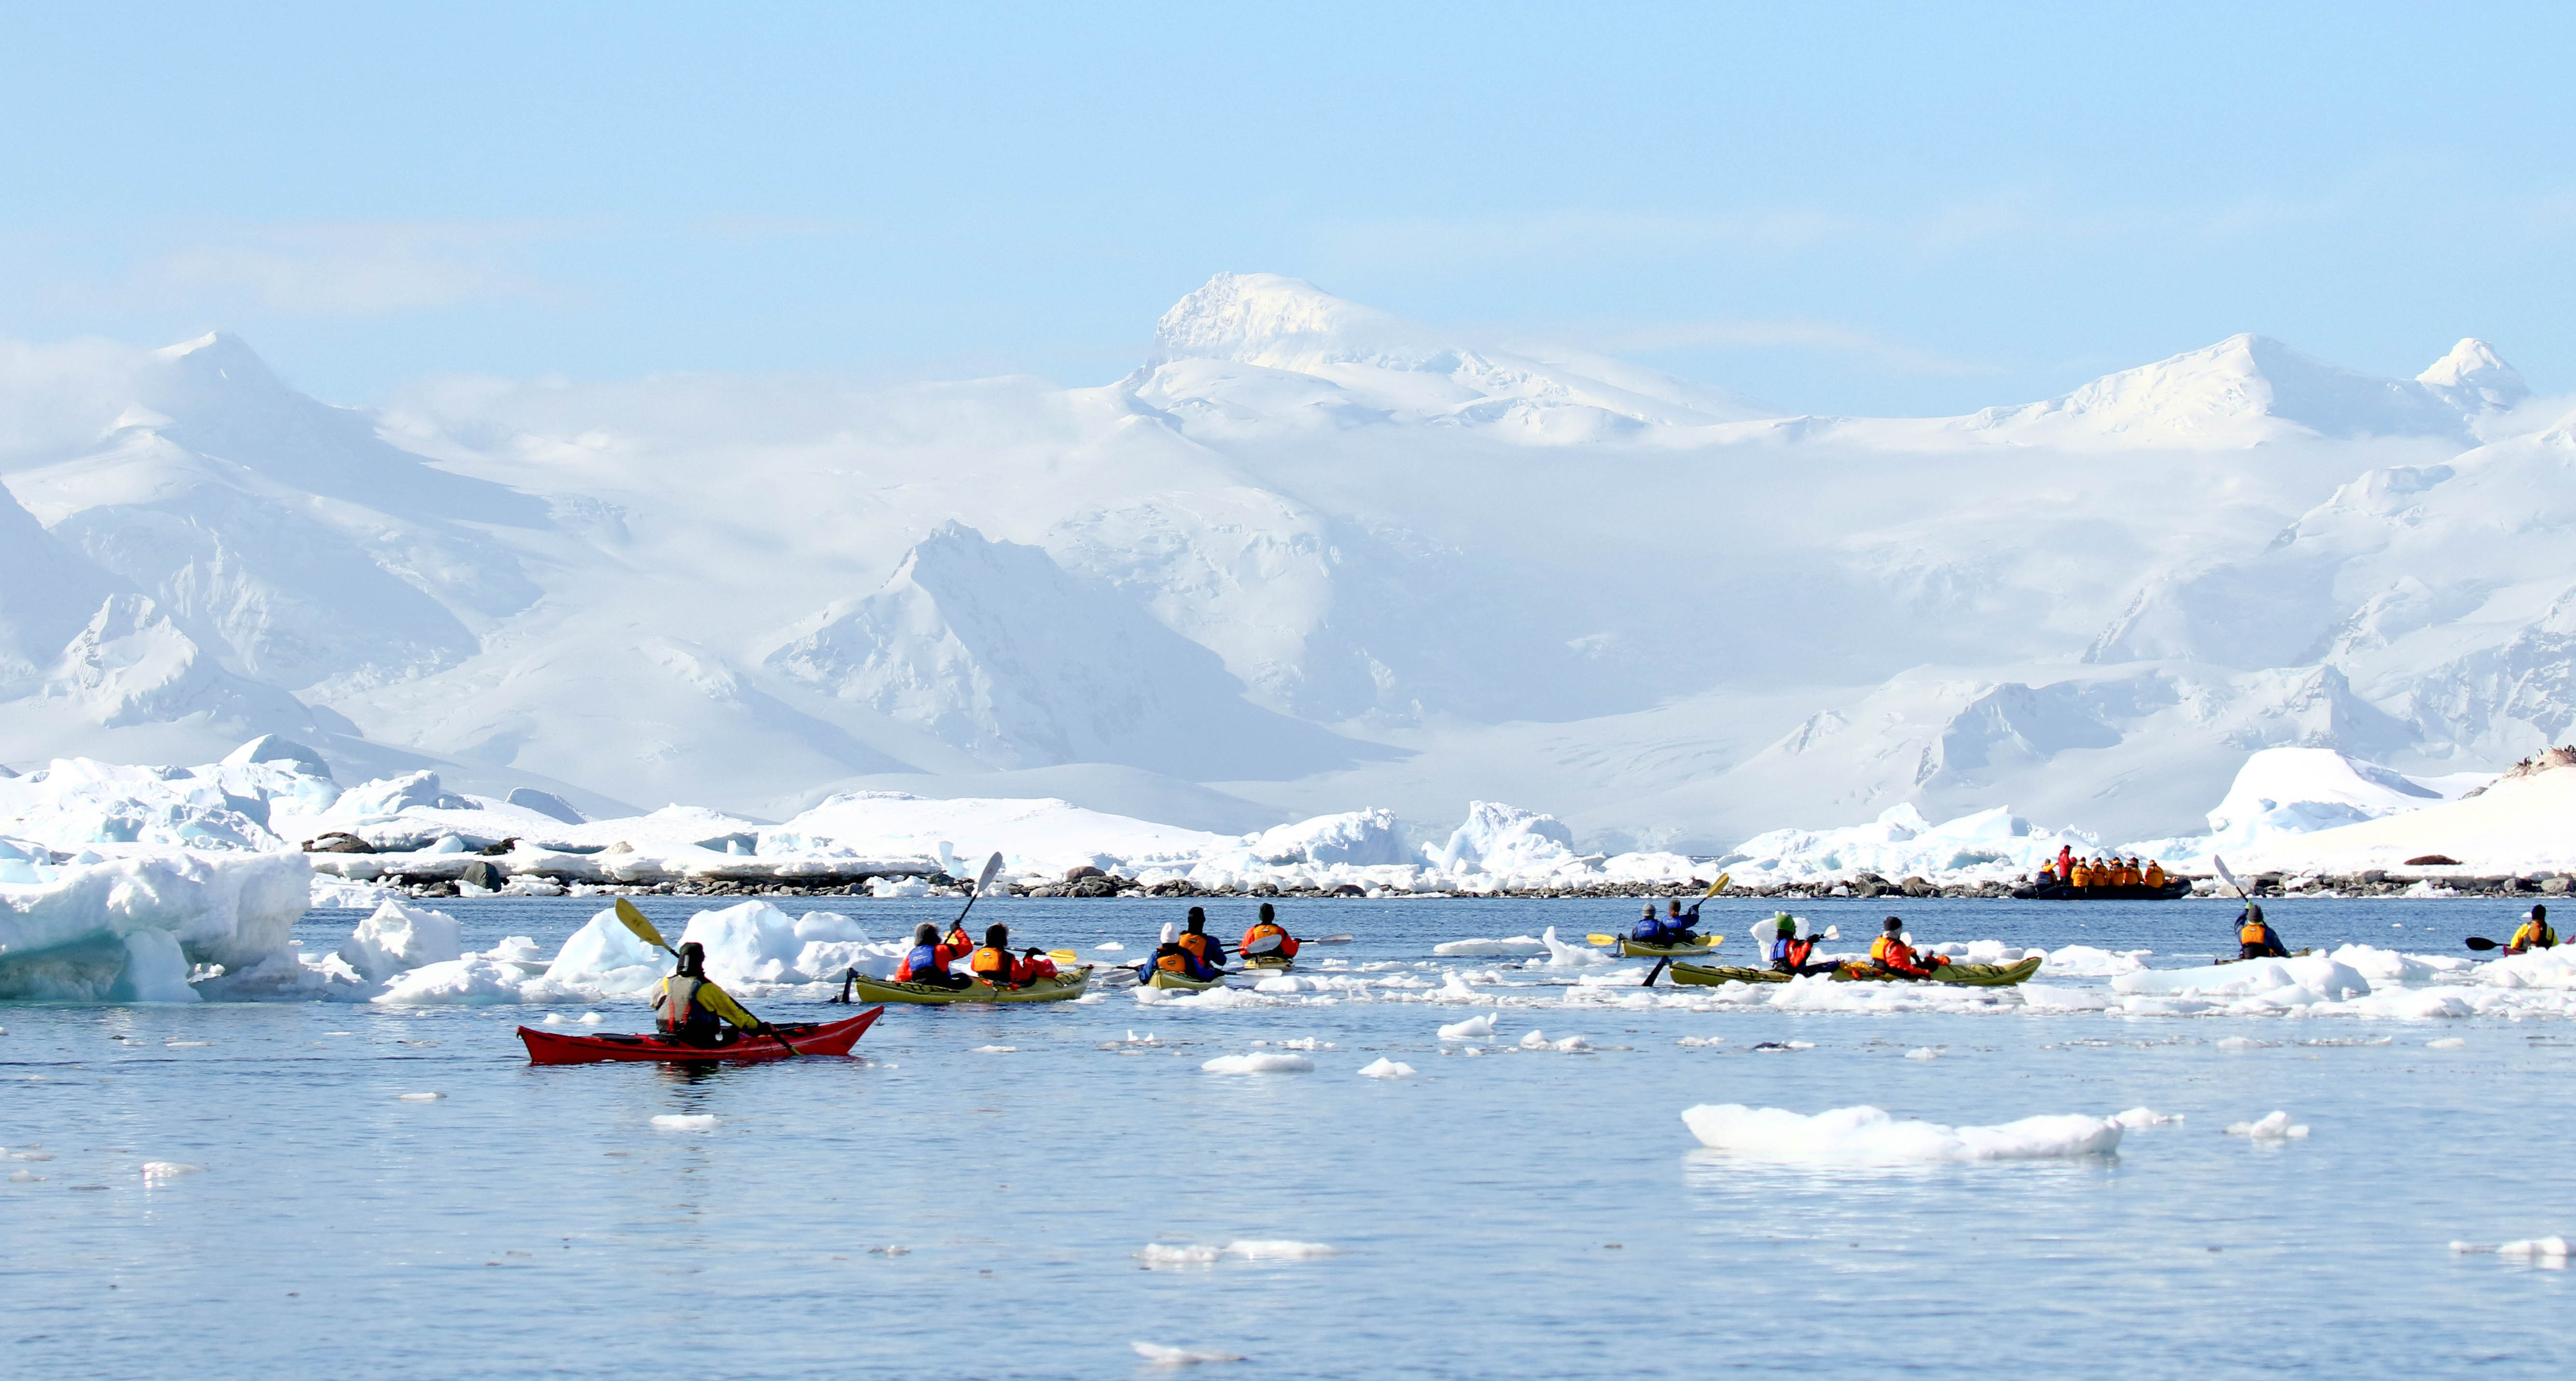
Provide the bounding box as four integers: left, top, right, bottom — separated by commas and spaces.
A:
0, 273, 2562, 852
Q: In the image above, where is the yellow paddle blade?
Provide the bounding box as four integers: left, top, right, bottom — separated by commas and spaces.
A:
1587, 933, 1617, 946
1046, 949, 1080, 964
614, 897, 674, 953
1704, 871, 1730, 898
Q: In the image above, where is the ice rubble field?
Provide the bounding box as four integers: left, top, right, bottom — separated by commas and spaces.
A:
6, 893, 2576, 1380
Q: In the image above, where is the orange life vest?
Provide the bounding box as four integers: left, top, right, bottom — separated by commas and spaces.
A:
1179, 932, 1217, 962
969, 946, 1014, 982
2240, 921, 2269, 946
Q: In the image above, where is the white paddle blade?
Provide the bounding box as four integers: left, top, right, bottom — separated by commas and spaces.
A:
974, 852, 1004, 895
1823, 925, 1840, 941
2212, 856, 2242, 895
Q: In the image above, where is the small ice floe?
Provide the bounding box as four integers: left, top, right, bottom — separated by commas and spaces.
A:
1131, 1341, 1247, 1366
2112, 1107, 2181, 1128
1200, 1053, 1314, 1075
1138, 1240, 1338, 1269
1437, 1013, 1497, 1041
1137, 1243, 1223, 1267
2455, 1237, 2572, 1264
864, 1244, 911, 1256
542, 1013, 568, 1025
1095, 942, 1126, 952
139, 1161, 204, 1179
1682, 1104, 2124, 1163
1519, 1030, 1548, 1049
1677, 1035, 1723, 1047
1356, 1058, 1416, 1079
1125, 1030, 1161, 1046
971, 1045, 1017, 1054
164, 1041, 212, 1049
8, 1170, 40, 1182
396, 1092, 445, 1102
1432, 936, 1546, 957
1277, 1037, 1327, 1050
2428, 1037, 2467, 1050
1550, 1035, 1591, 1052
1750, 1041, 1816, 1052
2215, 1036, 2273, 1051
578, 1012, 603, 1025
1904, 1048, 1939, 1061
2224, 1111, 2309, 1140
651, 1113, 718, 1130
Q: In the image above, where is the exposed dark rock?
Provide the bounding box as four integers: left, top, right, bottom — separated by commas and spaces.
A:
1071, 875, 1120, 898
460, 859, 506, 891
2406, 854, 2462, 866
477, 837, 520, 856
304, 832, 374, 854
1064, 865, 1106, 884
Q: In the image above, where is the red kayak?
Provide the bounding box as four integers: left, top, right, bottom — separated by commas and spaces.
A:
516, 1008, 884, 1064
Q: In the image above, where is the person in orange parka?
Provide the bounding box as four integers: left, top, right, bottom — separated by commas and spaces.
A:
1240, 902, 1300, 962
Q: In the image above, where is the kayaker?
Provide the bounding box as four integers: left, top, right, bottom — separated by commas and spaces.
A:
1869, 917, 1948, 979
1177, 907, 1229, 971
1155, 928, 1222, 982
2506, 904, 2556, 954
895, 922, 974, 989
1664, 897, 1705, 939
2235, 903, 2290, 961
1241, 902, 1300, 961
1768, 915, 1834, 976
968, 922, 1057, 987
653, 941, 766, 1047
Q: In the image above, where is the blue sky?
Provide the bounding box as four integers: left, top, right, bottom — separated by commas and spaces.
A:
4, 1, 2572, 414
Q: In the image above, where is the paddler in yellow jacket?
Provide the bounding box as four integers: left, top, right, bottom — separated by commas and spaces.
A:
2144, 859, 2166, 888
653, 941, 767, 1047
2506, 904, 2556, 954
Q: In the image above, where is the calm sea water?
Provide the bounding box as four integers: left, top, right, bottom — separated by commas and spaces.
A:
4, 894, 2570, 1378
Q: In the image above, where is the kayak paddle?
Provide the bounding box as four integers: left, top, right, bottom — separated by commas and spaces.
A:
1308, 933, 1354, 944
614, 898, 801, 1057
948, 852, 1006, 930
2212, 856, 2248, 898
2465, 936, 2501, 951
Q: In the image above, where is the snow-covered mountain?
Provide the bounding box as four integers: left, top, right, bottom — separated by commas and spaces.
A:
0, 273, 2558, 851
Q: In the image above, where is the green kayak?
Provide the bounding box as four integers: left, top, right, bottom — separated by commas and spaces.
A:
844, 967, 1093, 1005
1670, 955, 2044, 988
1144, 968, 1227, 992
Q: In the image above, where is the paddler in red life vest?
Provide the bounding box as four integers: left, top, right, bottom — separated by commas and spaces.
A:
2506, 904, 2557, 954
1240, 902, 1299, 961
653, 942, 767, 1046
895, 923, 974, 989
1869, 917, 1949, 979
1768, 915, 1835, 976
2234, 903, 2290, 961
967, 923, 1057, 988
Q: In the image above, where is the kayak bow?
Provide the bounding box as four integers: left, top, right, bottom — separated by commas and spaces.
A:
517, 1009, 882, 1064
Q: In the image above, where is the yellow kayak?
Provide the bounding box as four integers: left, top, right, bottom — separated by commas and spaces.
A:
1144, 968, 1226, 992
1669, 956, 2043, 988
1615, 935, 1723, 958
845, 967, 1093, 1005
1242, 954, 1293, 971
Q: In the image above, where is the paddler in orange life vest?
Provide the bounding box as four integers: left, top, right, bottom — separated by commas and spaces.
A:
653, 941, 767, 1047
1154, 911, 1225, 981
967, 923, 1057, 988
1240, 902, 1299, 962
2235, 903, 2290, 961
895, 922, 974, 989
1869, 917, 1949, 979
2505, 904, 2555, 954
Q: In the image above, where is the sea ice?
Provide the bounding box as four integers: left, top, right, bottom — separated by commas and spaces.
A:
1905, 1048, 1939, 1061
1437, 1013, 1496, 1040
2428, 1037, 2467, 1049
1356, 1058, 1415, 1078
396, 1092, 444, 1102
1682, 1104, 2124, 1163
2112, 1107, 2180, 1127
1200, 1053, 1314, 1074
1131, 1341, 1246, 1365
1432, 936, 1547, 957
139, 1161, 203, 1178
2224, 1111, 2310, 1140
650, 1114, 717, 1130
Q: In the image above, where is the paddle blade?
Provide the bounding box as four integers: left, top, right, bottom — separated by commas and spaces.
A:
973, 851, 1004, 895
1310, 933, 1354, 944
614, 897, 675, 953
1587, 933, 1617, 947
2212, 856, 2244, 896
1702, 871, 1729, 898
2465, 936, 2500, 951
1823, 925, 1840, 941
1047, 949, 1080, 963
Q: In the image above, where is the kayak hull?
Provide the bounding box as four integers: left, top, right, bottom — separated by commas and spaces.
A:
517, 1009, 882, 1064
1145, 968, 1226, 991
847, 968, 1093, 1005
1242, 954, 1294, 971
1615, 936, 1723, 958
1670, 956, 2044, 988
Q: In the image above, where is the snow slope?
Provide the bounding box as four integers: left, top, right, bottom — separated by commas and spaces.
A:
0, 276, 2558, 847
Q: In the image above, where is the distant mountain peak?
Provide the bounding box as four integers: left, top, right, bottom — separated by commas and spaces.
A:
1155, 272, 1443, 372
2416, 337, 2528, 410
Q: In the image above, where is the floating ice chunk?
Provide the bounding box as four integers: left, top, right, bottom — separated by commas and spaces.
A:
1750, 1040, 1816, 1051
1224, 1239, 1338, 1259
396, 1092, 444, 1102
1519, 1029, 1549, 1049
2112, 1107, 2180, 1127
2428, 1037, 2467, 1049
1125, 1030, 1160, 1046
791, 911, 868, 943
578, 1012, 602, 1025
1095, 942, 1125, 952
651, 1114, 718, 1130
1682, 1104, 2124, 1163
541, 1013, 566, 1025
1551, 1035, 1591, 1051
1136, 1243, 1223, 1266
1357, 1058, 1415, 1078
1433, 936, 1547, 957
164, 1040, 212, 1048
971, 1045, 1017, 1053
1131, 1341, 1246, 1365
1904, 1048, 1939, 1061
1277, 1037, 1326, 1050
2215, 1036, 2268, 1050
2042, 945, 2151, 977
1539, 926, 1611, 970
8, 1170, 39, 1182
139, 1161, 203, 1178
1438, 1013, 1496, 1041
1201, 1053, 1314, 1074
1677, 1035, 1724, 1047
2224, 1111, 2309, 1140
2499, 1237, 2573, 1259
